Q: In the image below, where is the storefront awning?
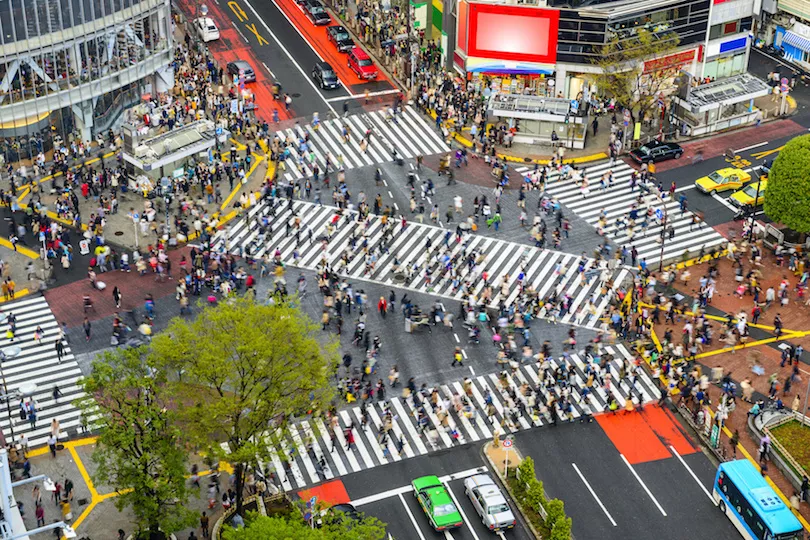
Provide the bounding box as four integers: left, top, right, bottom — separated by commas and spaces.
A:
465, 57, 554, 75
783, 31, 810, 53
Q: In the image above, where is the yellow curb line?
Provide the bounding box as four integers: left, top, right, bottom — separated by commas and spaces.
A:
18, 151, 118, 201
0, 238, 39, 259
669, 250, 729, 271
220, 155, 265, 212
636, 301, 801, 335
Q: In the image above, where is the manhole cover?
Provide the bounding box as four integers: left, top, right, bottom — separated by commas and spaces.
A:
291, 93, 301, 98
524, 157, 532, 163
114, 231, 124, 236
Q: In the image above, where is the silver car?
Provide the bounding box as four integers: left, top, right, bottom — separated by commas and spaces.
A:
463, 474, 516, 532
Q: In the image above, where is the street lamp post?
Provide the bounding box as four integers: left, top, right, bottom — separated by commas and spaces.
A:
0, 345, 23, 445
747, 169, 762, 242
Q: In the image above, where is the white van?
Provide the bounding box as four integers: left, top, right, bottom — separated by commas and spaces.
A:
195, 17, 220, 42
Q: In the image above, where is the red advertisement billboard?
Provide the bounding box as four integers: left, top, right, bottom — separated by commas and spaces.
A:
467, 4, 559, 64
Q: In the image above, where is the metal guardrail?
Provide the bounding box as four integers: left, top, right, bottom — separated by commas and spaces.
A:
763, 413, 810, 482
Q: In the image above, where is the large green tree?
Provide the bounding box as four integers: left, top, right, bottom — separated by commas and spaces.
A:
222, 512, 387, 540
78, 348, 196, 539
763, 134, 810, 233
592, 28, 680, 131
150, 297, 337, 515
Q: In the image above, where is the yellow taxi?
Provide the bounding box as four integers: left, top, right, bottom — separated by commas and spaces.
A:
695, 168, 751, 194
730, 179, 767, 208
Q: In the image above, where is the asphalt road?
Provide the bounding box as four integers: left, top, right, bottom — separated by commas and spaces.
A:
218, 0, 397, 119
218, 0, 338, 117
340, 444, 534, 540
515, 416, 737, 540
654, 131, 800, 228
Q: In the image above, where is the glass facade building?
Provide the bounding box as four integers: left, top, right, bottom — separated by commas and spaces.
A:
0, 0, 173, 161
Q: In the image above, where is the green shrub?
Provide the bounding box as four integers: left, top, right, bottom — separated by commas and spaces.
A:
550, 516, 572, 540
545, 498, 565, 529
518, 456, 536, 483
524, 479, 545, 513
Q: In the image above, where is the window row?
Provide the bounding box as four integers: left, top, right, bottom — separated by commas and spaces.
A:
0, 12, 164, 105
708, 17, 753, 40
0, 0, 146, 45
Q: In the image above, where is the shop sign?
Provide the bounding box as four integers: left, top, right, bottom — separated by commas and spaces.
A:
643, 49, 696, 73
709, 423, 720, 447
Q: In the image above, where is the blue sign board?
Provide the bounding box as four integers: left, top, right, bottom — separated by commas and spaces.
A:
719, 37, 747, 54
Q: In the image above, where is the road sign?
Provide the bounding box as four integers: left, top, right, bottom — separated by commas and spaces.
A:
502, 439, 513, 448
304, 511, 312, 521
308, 496, 317, 508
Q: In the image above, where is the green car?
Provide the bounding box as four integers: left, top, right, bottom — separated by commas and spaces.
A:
412, 475, 463, 531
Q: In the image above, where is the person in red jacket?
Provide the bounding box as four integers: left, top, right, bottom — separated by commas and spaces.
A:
377, 296, 388, 318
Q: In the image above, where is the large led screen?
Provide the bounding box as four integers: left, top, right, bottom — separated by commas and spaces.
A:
467, 4, 559, 64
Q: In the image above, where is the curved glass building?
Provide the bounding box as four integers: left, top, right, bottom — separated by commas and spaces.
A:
0, 0, 174, 161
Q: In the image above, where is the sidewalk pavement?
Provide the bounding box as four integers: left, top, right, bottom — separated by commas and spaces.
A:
643, 247, 810, 528
14, 437, 225, 540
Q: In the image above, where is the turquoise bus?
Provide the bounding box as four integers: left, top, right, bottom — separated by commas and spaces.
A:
713, 460, 804, 540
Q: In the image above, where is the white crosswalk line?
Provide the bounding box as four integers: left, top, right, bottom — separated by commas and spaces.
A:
340, 410, 377, 469
271, 107, 448, 179
0, 296, 92, 448
523, 161, 728, 265
313, 418, 347, 476
390, 397, 428, 455
216, 199, 625, 330
266, 359, 660, 489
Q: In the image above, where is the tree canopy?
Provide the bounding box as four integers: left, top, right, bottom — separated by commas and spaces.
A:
149, 297, 338, 513
763, 134, 810, 233
221, 511, 387, 540
592, 28, 680, 126
78, 348, 196, 538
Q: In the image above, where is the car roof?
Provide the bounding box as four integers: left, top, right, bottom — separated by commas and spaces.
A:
307, 0, 324, 6
413, 475, 442, 490
716, 167, 742, 175
465, 475, 507, 504
198, 17, 215, 24
329, 25, 347, 32
351, 46, 370, 58
230, 60, 251, 69
315, 61, 333, 70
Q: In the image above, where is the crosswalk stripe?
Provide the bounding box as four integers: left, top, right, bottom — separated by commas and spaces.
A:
267, 351, 659, 490
274, 106, 449, 183
0, 296, 91, 447
217, 200, 626, 330
518, 161, 728, 264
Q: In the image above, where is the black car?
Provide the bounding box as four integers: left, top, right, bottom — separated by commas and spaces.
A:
326, 25, 354, 52
312, 62, 339, 90
629, 140, 683, 164
305, 0, 331, 25
226, 60, 256, 83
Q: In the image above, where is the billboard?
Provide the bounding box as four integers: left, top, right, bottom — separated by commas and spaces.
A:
467, 4, 559, 64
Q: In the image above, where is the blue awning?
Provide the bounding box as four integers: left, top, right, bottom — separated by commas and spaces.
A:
783, 31, 810, 53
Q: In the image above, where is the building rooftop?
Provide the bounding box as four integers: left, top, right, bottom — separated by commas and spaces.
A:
685, 73, 771, 112
488, 93, 572, 117
123, 119, 229, 172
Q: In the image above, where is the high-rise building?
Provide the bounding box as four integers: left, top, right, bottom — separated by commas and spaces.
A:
0, 0, 174, 162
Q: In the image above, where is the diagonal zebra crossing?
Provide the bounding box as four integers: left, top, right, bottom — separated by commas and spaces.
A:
274, 106, 450, 183
258, 344, 660, 491
214, 198, 632, 329
517, 161, 728, 265
0, 296, 90, 447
